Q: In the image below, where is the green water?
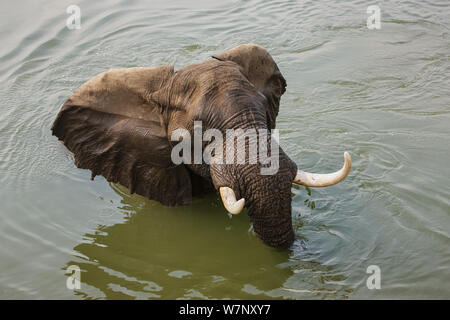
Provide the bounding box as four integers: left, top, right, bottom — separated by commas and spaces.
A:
0, 0, 449, 299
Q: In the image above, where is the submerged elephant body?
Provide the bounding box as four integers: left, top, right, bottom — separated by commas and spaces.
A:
52, 44, 351, 248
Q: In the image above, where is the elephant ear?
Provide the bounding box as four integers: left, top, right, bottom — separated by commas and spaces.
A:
51, 66, 194, 206
212, 43, 287, 129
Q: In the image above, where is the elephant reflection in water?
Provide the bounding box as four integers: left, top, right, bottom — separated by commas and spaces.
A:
63, 183, 352, 299
64, 183, 293, 299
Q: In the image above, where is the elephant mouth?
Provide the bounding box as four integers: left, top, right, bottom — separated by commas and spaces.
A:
209, 141, 352, 248
217, 152, 352, 215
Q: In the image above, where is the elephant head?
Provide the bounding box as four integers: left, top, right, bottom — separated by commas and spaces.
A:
52, 43, 351, 248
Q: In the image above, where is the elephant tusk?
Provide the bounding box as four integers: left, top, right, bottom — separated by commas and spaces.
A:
219, 187, 245, 215
293, 152, 352, 187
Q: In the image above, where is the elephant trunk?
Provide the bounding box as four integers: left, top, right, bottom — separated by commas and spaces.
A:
210, 127, 298, 248
251, 207, 295, 248
241, 165, 296, 248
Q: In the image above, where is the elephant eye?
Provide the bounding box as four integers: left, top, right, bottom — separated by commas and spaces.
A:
267, 73, 286, 97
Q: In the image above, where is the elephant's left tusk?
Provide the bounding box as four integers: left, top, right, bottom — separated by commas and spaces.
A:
293, 152, 352, 187
219, 187, 245, 215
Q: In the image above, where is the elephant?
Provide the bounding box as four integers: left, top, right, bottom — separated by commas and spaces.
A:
51, 43, 351, 248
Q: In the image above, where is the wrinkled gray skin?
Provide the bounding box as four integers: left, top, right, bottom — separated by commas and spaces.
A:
52, 44, 298, 248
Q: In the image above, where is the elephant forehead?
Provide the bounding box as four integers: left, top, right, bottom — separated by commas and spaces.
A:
151, 60, 254, 111
212, 43, 279, 92
173, 60, 248, 89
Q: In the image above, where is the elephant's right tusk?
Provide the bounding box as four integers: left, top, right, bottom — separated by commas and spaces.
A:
219, 187, 245, 215
293, 152, 352, 187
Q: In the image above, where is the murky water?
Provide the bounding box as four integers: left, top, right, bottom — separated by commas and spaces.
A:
0, 0, 449, 299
